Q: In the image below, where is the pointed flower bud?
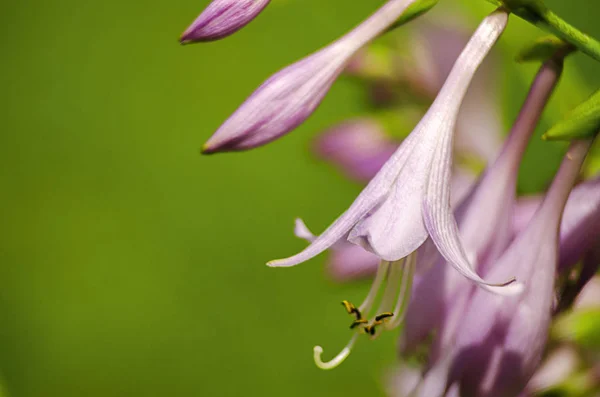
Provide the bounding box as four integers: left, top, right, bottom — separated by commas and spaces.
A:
201, 0, 423, 153
180, 0, 270, 43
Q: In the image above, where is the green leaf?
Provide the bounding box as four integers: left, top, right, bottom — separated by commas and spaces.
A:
515, 35, 573, 63
390, 0, 439, 30
543, 90, 600, 140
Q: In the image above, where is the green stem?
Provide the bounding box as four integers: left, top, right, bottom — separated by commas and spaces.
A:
486, 0, 600, 63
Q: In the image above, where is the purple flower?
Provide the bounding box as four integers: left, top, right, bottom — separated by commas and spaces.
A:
412, 139, 594, 397
270, 10, 517, 293
269, 10, 522, 370
402, 53, 566, 357
180, 0, 270, 43
201, 0, 421, 154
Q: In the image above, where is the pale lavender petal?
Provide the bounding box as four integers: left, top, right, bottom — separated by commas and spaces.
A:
448, 140, 593, 397
202, 48, 347, 153
444, 384, 460, 397
314, 119, 398, 182
202, 0, 420, 153
180, 0, 270, 43
557, 176, 600, 271
574, 275, 600, 309
325, 242, 380, 282
293, 218, 379, 281
511, 195, 541, 236
293, 218, 316, 242
511, 176, 600, 272
449, 168, 476, 207
422, 10, 523, 294
348, 129, 435, 260
405, 52, 565, 356
526, 346, 579, 393
269, 120, 427, 267
386, 365, 423, 397
410, 21, 503, 162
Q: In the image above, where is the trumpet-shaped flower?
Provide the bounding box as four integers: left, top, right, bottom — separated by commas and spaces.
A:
407, 139, 594, 397
402, 54, 565, 356
269, 9, 522, 370
443, 139, 594, 397
201, 0, 422, 153
180, 0, 270, 43
270, 10, 519, 294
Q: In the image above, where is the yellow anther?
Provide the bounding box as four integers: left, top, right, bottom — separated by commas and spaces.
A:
341, 300, 356, 314
375, 312, 394, 322
341, 300, 363, 320
349, 319, 368, 329
362, 312, 395, 337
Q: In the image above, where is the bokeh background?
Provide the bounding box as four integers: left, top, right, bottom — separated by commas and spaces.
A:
0, 0, 598, 396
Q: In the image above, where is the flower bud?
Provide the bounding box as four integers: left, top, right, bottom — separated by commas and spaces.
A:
180, 0, 270, 43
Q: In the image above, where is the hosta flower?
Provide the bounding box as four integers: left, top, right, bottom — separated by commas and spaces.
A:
311, 21, 503, 282
270, 9, 517, 290
402, 54, 566, 357
201, 0, 421, 153
413, 139, 594, 397
270, 9, 522, 369
180, 0, 270, 43
512, 175, 600, 272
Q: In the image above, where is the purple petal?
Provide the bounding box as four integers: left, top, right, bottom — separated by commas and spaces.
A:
314, 119, 398, 183
447, 140, 593, 397
268, 119, 428, 267
180, 0, 270, 43
202, 0, 421, 154
422, 10, 523, 295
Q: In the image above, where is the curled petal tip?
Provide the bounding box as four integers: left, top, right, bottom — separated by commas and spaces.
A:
485, 279, 525, 296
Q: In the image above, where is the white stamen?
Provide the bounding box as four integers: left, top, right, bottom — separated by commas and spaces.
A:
386, 253, 416, 329
359, 260, 390, 312
313, 334, 359, 370
376, 257, 406, 318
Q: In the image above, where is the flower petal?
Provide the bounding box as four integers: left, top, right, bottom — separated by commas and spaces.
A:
421, 10, 523, 295
269, 116, 428, 267
202, 0, 421, 153
180, 0, 270, 43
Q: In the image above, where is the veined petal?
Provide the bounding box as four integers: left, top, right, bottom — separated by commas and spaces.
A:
202, 0, 421, 153
202, 48, 348, 153
447, 140, 593, 397
180, 0, 270, 43
269, 119, 427, 267
293, 218, 379, 281
348, 118, 440, 260
422, 10, 524, 295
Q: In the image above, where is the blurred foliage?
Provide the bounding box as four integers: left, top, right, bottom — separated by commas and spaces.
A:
0, 1, 599, 397
553, 309, 600, 350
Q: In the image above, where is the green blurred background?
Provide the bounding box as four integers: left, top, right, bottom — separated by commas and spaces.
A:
0, 0, 598, 396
